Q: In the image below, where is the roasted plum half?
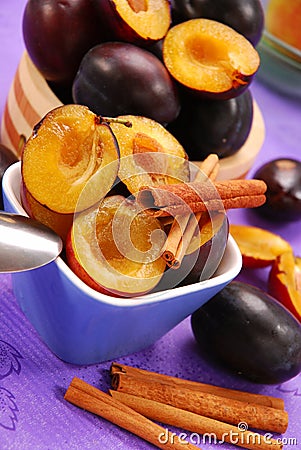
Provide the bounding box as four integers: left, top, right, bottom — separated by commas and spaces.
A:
168, 89, 254, 160
73, 42, 180, 125
163, 19, 260, 100
22, 0, 106, 86
171, 0, 264, 46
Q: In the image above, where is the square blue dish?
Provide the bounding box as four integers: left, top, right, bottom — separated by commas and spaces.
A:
2, 162, 242, 365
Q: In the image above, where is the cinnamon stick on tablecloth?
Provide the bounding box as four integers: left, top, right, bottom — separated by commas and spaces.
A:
110, 362, 285, 410
111, 372, 288, 434
137, 179, 267, 217
64, 377, 199, 450
163, 153, 220, 268
109, 390, 283, 450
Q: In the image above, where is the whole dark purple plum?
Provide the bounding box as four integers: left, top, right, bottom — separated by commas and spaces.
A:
168, 89, 253, 160
171, 0, 264, 46
191, 281, 301, 384
253, 158, 301, 222
72, 42, 180, 125
22, 0, 107, 86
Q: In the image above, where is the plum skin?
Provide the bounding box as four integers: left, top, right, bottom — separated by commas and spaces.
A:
153, 213, 229, 292
72, 42, 181, 125
22, 0, 107, 85
170, 0, 264, 46
253, 158, 301, 222
191, 281, 301, 384
181, 214, 229, 285
168, 89, 253, 160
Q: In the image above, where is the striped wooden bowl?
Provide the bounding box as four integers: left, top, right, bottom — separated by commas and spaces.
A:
1, 51, 265, 179
1, 51, 63, 156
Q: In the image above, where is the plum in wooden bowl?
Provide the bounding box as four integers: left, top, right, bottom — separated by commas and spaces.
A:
1, 161, 241, 365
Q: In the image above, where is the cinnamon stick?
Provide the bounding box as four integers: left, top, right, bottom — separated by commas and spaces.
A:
110, 362, 285, 410
109, 390, 283, 450
64, 377, 199, 450
111, 372, 288, 434
163, 154, 219, 268
137, 179, 267, 217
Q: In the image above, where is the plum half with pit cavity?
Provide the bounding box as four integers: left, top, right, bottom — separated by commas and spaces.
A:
163, 19, 260, 100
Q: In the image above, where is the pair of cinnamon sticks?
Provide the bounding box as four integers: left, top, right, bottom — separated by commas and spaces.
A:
64, 376, 198, 450
64, 362, 287, 450
161, 153, 220, 268
138, 154, 267, 269
137, 160, 267, 217
137, 178, 267, 217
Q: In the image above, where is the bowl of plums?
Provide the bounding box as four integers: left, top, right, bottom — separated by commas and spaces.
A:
1, 0, 270, 365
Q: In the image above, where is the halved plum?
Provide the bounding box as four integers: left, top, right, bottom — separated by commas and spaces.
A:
21, 104, 120, 215
21, 181, 73, 243
163, 19, 260, 99
268, 251, 301, 322
230, 224, 292, 268
109, 115, 189, 194
95, 0, 171, 45
66, 195, 166, 297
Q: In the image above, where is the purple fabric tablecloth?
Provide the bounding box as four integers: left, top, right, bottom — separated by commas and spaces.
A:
0, 2, 300, 449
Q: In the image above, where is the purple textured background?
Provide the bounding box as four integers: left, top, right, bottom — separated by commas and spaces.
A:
0, 1, 300, 449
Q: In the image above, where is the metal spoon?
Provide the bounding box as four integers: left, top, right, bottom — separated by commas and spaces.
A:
0, 212, 63, 273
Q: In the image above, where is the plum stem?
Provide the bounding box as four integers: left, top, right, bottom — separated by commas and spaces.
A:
96, 116, 132, 128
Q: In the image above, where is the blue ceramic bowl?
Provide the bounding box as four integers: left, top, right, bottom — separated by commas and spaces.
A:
2, 162, 242, 365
